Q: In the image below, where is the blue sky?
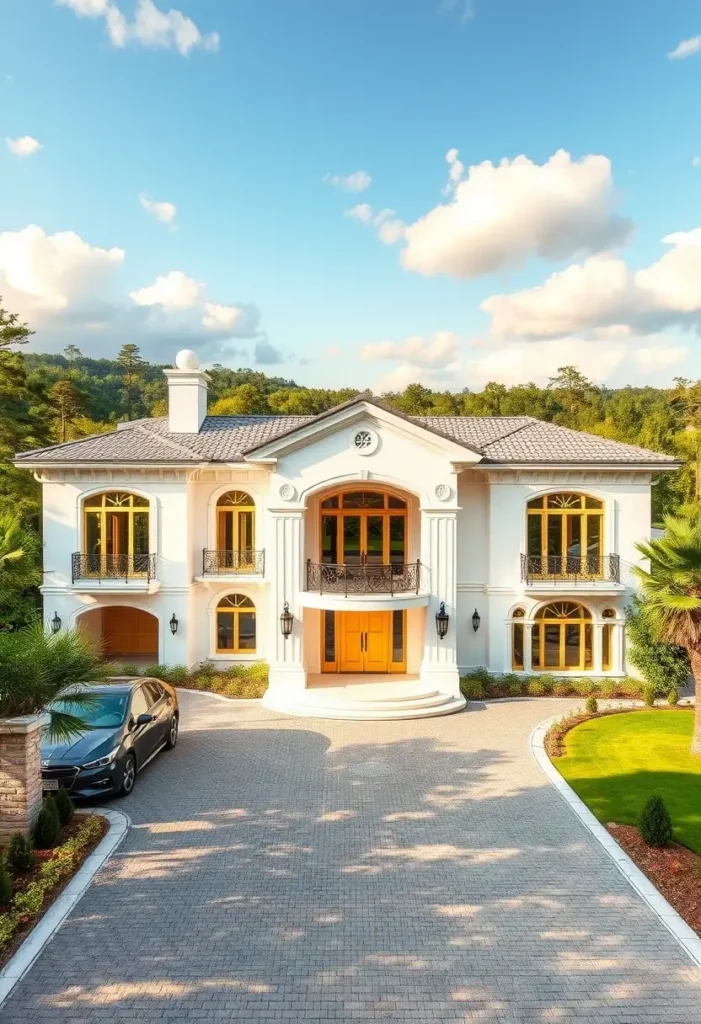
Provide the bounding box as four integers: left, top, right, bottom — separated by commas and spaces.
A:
1, 0, 701, 391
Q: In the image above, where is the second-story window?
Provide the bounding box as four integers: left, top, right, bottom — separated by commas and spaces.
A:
82, 492, 150, 573
527, 492, 603, 576
217, 491, 255, 569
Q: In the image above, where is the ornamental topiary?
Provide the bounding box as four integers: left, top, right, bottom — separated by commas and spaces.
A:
0, 862, 12, 907
639, 794, 673, 847
32, 797, 60, 849
667, 687, 680, 706
460, 677, 485, 700
4, 831, 35, 873
585, 695, 598, 714
54, 787, 74, 827
642, 684, 656, 707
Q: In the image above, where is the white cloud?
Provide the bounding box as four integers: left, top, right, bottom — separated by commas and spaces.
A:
345, 203, 406, 243
668, 35, 701, 60
202, 302, 260, 336
129, 270, 202, 308
0, 224, 124, 316
344, 203, 373, 223
6, 135, 42, 157
139, 193, 176, 224
325, 170, 372, 193
661, 226, 701, 246
633, 346, 688, 371
360, 331, 461, 369
442, 147, 464, 195
57, 0, 219, 56
397, 150, 631, 279
482, 235, 701, 340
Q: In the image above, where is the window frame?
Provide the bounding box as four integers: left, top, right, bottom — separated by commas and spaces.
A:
216, 491, 256, 556
81, 491, 151, 562
526, 492, 604, 575
215, 593, 257, 655
532, 601, 593, 672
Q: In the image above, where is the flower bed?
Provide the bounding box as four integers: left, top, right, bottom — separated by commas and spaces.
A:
0, 813, 108, 967
114, 661, 269, 699
460, 669, 650, 701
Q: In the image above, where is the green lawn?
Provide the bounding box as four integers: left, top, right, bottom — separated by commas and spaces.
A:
556, 710, 701, 854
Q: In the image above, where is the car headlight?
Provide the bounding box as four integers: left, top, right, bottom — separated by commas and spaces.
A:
81, 746, 121, 770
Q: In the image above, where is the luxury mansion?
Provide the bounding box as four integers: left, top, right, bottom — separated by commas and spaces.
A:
15, 350, 678, 719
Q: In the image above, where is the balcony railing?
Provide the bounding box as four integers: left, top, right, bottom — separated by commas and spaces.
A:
72, 552, 157, 583
521, 554, 620, 584
307, 559, 423, 596
202, 549, 265, 575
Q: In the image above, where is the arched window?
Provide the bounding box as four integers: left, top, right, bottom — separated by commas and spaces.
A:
527, 493, 603, 577
217, 491, 255, 570
82, 492, 150, 575
602, 608, 616, 671
319, 490, 407, 567
533, 602, 592, 671
216, 594, 256, 653
512, 608, 526, 670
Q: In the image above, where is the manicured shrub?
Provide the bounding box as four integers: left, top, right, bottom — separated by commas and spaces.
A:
639, 794, 673, 847
535, 674, 554, 694
618, 676, 642, 699
115, 663, 140, 677
642, 684, 656, 707
526, 679, 546, 696
573, 679, 593, 697
667, 687, 680, 706
32, 797, 60, 850
626, 596, 690, 697
460, 677, 484, 700
507, 682, 522, 697
585, 695, 598, 714
553, 682, 571, 698
54, 787, 74, 827
195, 660, 217, 679
598, 680, 615, 699
146, 664, 172, 681
4, 831, 35, 873
0, 863, 12, 907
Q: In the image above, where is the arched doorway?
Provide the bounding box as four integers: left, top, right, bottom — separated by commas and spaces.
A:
78, 607, 159, 662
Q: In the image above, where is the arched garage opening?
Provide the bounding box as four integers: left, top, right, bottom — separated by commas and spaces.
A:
77, 607, 159, 665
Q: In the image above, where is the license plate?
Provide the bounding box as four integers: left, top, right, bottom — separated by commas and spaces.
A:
42, 779, 59, 791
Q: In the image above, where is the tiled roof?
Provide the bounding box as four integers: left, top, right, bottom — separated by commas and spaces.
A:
14, 406, 678, 466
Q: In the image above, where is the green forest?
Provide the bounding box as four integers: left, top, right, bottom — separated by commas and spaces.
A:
1, 300, 699, 628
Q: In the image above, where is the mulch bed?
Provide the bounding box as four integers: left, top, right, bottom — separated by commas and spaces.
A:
608, 823, 701, 937
0, 813, 109, 971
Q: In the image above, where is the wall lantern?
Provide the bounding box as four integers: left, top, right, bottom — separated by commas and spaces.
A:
50, 611, 62, 635
169, 614, 179, 636
435, 602, 449, 640
280, 601, 294, 639
472, 608, 481, 632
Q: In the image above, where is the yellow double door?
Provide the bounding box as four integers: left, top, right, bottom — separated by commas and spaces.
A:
337, 611, 398, 673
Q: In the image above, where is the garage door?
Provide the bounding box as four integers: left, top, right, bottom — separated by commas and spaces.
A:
102, 607, 158, 657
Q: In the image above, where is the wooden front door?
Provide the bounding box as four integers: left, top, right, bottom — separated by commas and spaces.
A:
337, 611, 391, 673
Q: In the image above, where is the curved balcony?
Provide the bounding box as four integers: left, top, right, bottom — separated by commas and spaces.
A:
521, 553, 622, 593
201, 549, 265, 577
306, 559, 424, 595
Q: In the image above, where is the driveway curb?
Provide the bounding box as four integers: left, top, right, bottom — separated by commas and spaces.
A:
530, 716, 701, 969
0, 806, 131, 1010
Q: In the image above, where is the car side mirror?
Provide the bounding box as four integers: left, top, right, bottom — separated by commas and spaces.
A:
136, 713, 155, 727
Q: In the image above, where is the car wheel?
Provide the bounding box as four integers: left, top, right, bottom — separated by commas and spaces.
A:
165, 714, 178, 750
116, 753, 136, 797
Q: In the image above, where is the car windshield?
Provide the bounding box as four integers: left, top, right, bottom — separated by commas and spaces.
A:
51, 692, 129, 729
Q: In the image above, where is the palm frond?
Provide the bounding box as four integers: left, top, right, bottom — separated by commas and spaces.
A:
46, 709, 93, 743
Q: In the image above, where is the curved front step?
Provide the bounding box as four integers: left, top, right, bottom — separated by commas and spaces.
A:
262, 691, 466, 721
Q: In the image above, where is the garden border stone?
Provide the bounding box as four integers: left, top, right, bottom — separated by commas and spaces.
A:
531, 714, 701, 969
0, 806, 130, 1010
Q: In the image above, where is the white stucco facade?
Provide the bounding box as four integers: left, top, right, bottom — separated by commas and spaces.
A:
19, 355, 677, 719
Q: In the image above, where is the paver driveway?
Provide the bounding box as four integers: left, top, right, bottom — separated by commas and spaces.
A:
3, 692, 700, 1023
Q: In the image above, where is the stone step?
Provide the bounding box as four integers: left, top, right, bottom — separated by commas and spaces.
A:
263, 692, 466, 721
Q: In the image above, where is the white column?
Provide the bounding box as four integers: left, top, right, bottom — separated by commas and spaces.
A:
420, 511, 460, 697
265, 510, 306, 698
616, 622, 626, 675
594, 623, 603, 674
523, 622, 533, 673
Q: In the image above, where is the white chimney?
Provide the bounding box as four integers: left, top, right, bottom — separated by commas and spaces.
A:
163, 350, 210, 433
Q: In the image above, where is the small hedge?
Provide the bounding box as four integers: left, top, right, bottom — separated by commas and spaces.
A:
0, 815, 104, 951
459, 668, 677, 702
134, 661, 269, 699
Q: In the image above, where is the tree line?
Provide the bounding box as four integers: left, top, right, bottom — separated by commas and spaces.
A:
1, 299, 700, 625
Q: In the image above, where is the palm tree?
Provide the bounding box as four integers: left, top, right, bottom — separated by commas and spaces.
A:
0, 623, 110, 741
634, 513, 701, 755
0, 513, 26, 570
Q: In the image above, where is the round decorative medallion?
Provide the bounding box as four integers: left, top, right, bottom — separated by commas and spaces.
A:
434, 483, 451, 502
351, 429, 379, 456
278, 483, 296, 501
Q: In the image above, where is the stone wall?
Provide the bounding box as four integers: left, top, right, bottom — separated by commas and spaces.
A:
0, 716, 45, 842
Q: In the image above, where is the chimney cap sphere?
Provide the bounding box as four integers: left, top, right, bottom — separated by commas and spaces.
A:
175, 349, 200, 370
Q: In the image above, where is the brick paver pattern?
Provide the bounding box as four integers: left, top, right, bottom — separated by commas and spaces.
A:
4, 694, 700, 1023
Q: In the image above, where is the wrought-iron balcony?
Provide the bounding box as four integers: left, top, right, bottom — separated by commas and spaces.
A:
521, 554, 620, 585
72, 552, 157, 583
202, 549, 265, 575
306, 559, 423, 596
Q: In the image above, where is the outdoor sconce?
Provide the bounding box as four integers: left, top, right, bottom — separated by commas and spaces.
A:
280, 601, 294, 639
169, 614, 179, 636
50, 611, 62, 635
472, 608, 481, 632
435, 602, 449, 640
